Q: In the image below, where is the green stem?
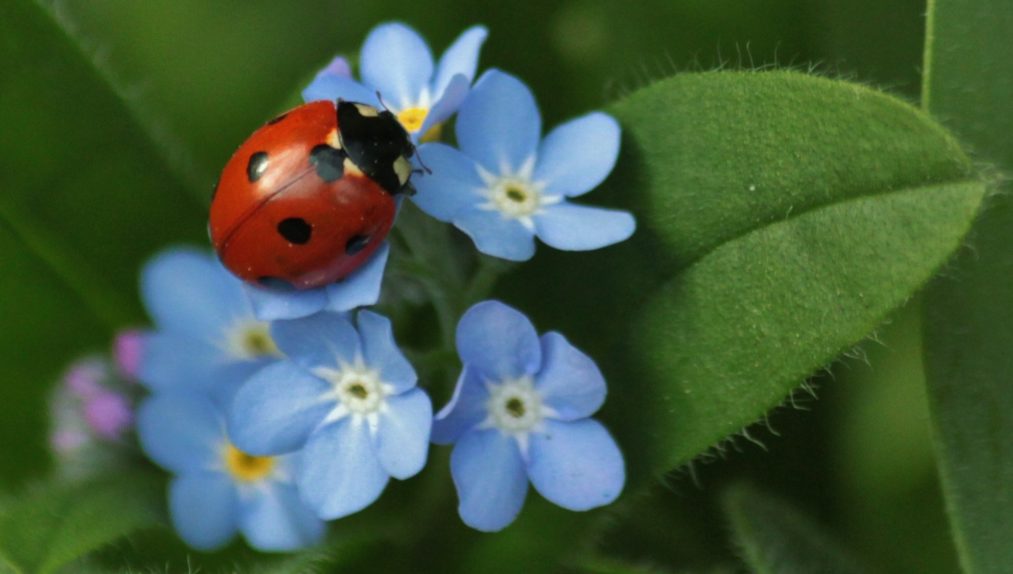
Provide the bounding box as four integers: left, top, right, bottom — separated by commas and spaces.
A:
464, 255, 516, 302
921, 0, 938, 111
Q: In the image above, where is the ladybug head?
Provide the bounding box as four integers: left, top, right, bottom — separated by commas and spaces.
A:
337, 101, 416, 195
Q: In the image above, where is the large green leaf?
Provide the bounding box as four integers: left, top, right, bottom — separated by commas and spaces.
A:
0, 0, 205, 484
0, 474, 163, 574
722, 484, 867, 574
500, 72, 985, 484
921, 0, 1013, 572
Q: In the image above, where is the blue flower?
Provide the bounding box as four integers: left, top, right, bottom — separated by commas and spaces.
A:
432, 300, 625, 532
411, 69, 636, 261
137, 391, 325, 551
227, 310, 432, 520
303, 22, 488, 141
242, 242, 391, 321
138, 248, 282, 404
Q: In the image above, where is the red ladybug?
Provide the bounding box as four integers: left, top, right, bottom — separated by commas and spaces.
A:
209, 100, 416, 290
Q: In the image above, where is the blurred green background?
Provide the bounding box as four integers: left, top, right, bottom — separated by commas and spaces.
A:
1, 0, 956, 572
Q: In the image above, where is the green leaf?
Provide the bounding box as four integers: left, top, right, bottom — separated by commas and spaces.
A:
0, 0, 205, 483
576, 556, 673, 574
722, 483, 868, 574
921, 0, 1013, 572
500, 72, 985, 484
624, 179, 982, 477
0, 474, 163, 574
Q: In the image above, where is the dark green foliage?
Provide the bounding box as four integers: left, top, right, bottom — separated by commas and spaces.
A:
922, 0, 1013, 572
0, 0, 206, 485
0, 474, 162, 574
723, 483, 868, 574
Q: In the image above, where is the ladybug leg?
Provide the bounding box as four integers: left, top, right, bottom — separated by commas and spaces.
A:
397, 182, 417, 197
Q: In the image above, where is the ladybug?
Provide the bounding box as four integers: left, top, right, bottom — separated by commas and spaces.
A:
209, 100, 416, 290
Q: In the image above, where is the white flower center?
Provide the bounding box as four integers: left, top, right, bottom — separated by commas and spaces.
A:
223, 320, 280, 360
314, 358, 393, 424
485, 376, 545, 433
491, 178, 542, 217
477, 159, 562, 230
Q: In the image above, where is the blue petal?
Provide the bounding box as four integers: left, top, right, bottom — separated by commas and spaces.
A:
527, 419, 625, 511
533, 112, 620, 197
302, 56, 377, 104
534, 332, 606, 420
417, 74, 469, 139
211, 359, 274, 408
372, 389, 432, 479
141, 248, 246, 338
137, 393, 223, 474
452, 206, 536, 261
431, 367, 490, 445
227, 362, 332, 456
169, 474, 238, 551
432, 25, 488, 97
239, 482, 325, 552
456, 300, 541, 380
456, 69, 541, 174
271, 312, 360, 371
138, 332, 219, 394
322, 56, 352, 77
411, 143, 483, 222
325, 242, 390, 312
357, 310, 417, 392
298, 420, 389, 519
360, 23, 434, 109
244, 282, 328, 322
302, 73, 378, 106
450, 429, 528, 532
534, 203, 636, 251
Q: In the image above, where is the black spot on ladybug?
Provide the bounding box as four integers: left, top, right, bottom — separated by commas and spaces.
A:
345, 234, 370, 255
277, 218, 312, 244
247, 151, 269, 182
309, 144, 345, 182
266, 112, 288, 126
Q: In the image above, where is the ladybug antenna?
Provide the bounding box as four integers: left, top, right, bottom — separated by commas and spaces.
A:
413, 147, 433, 176
375, 91, 393, 113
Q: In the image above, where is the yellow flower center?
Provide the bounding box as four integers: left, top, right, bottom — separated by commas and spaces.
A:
224, 444, 275, 482
396, 106, 443, 142
397, 107, 429, 133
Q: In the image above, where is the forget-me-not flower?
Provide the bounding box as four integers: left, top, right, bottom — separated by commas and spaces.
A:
228, 310, 432, 520
137, 391, 325, 551
303, 22, 488, 142
242, 242, 391, 321
412, 69, 635, 261
432, 300, 625, 532
138, 248, 282, 404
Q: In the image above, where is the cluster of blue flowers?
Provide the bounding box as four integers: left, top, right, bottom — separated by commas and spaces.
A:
133, 22, 633, 551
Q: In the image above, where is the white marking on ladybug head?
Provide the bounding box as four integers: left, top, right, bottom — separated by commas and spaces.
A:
327, 129, 341, 149
354, 103, 380, 118
393, 156, 412, 186
343, 157, 365, 177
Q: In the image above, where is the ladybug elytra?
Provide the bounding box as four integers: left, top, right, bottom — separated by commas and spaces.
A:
209, 100, 415, 290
